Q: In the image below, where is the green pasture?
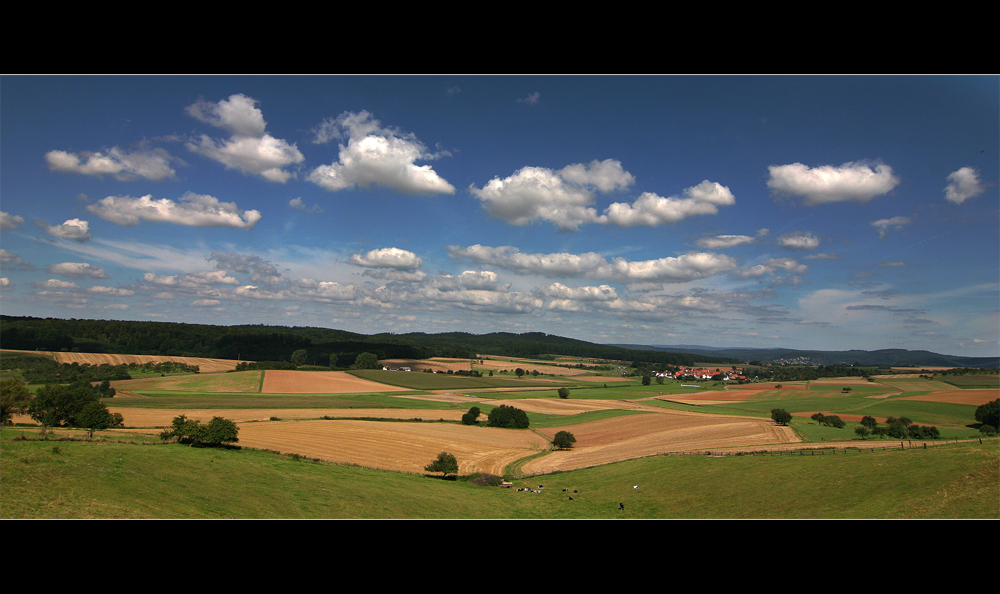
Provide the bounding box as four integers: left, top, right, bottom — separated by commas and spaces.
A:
939, 375, 1000, 389
3, 429, 995, 519
874, 377, 956, 391
347, 369, 572, 390
112, 370, 263, 393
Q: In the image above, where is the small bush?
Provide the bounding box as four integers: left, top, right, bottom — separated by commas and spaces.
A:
468, 473, 503, 487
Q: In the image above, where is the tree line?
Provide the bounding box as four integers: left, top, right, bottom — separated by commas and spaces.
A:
0, 315, 738, 368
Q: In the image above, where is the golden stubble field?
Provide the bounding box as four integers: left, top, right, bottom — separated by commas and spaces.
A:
5, 350, 244, 373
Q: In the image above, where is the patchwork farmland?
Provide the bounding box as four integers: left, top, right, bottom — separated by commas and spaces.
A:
3, 349, 997, 519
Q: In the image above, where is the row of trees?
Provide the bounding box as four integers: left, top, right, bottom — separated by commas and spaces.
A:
1, 378, 123, 437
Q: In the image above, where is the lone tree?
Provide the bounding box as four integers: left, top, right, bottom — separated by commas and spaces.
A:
329, 353, 338, 369
291, 349, 308, 366
558, 387, 571, 399
1, 378, 32, 425
461, 406, 481, 425
425, 451, 458, 478
76, 401, 115, 438
354, 352, 379, 370
553, 430, 576, 449
975, 398, 999, 432
771, 408, 792, 425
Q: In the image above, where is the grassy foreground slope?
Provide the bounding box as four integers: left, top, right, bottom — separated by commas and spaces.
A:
2, 431, 996, 519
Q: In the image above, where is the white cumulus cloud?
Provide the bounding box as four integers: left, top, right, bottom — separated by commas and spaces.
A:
767, 161, 900, 205
870, 216, 912, 239
944, 166, 986, 204
777, 231, 820, 251
186, 93, 304, 183
1, 211, 26, 229
695, 234, 756, 249
87, 193, 261, 230
448, 244, 736, 283
602, 181, 736, 227
39, 218, 92, 241
349, 247, 424, 270
471, 162, 733, 231
45, 144, 178, 181
308, 111, 455, 195
47, 262, 109, 279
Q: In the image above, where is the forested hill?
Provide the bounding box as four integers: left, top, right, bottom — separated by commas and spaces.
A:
610, 344, 1000, 369
0, 316, 738, 368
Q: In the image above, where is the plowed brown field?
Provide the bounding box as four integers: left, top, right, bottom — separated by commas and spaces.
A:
898, 388, 999, 405
260, 370, 411, 394
235, 419, 551, 475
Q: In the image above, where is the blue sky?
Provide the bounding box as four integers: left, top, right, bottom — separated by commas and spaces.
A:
1, 75, 997, 356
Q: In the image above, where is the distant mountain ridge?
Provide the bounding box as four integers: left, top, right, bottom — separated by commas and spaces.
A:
608, 344, 1000, 368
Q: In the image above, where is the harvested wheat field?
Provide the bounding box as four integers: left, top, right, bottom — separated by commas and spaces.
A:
522, 411, 798, 474
235, 419, 551, 475
898, 388, 999, 406
260, 370, 411, 394
40, 351, 243, 373
103, 407, 469, 428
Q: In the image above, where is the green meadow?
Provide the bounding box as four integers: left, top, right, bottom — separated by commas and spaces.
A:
2, 429, 995, 519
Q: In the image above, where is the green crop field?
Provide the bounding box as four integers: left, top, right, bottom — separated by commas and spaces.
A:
347, 369, 572, 390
